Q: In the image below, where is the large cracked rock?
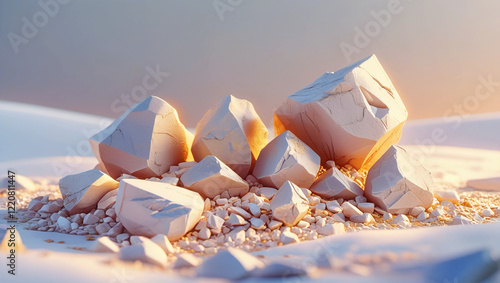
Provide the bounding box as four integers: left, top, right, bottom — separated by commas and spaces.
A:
274, 55, 407, 171
90, 96, 190, 179
310, 167, 363, 200
252, 130, 320, 189
116, 179, 204, 240
180, 155, 249, 199
192, 95, 268, 178
364, 145, 434, 214
270, 181, 309, 226
59, 169, 119, 214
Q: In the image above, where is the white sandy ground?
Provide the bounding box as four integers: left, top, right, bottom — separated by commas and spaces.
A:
1, 101, 499, 282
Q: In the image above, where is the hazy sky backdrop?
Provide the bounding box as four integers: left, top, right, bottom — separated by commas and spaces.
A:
1, 0, 500, 127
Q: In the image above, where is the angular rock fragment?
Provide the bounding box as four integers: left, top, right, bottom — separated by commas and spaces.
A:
252, 130, 320, 189
90, 96, 190, 179
196, 247, 264, 279
364, 145, 434, 214
310, 167, 363, 200
434, 190, 460, 204
119, 237, 167, 267
317, 222, 345, 236
274, 55, 407, 171
341, 202, 363, 217
116, 179, 204, 240
192, 95, 268, 178
150, 234, 174, 254
180, 155, 249, 198
270, 181, 309, 226
59, 169, 119, 214
97, 189, 117, 210
92, 236, 120, 253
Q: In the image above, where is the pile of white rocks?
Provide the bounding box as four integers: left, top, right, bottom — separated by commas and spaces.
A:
20, 54, 495, 279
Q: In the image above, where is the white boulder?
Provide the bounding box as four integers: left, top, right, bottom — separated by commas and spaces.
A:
59, 169, 118, 214
192, 95, 268, 178
180, 155, 249, 198
119, 237, 167, 267
270, 181, 309, 226
310, 167, 363, 200
364, 145, 434, 214
92, 236, 120, 253
116, 179, 204, 240
274, 55, 407, 171
252, 130, 320, 189
90, 96, 190, 179
196, 247, 264, 279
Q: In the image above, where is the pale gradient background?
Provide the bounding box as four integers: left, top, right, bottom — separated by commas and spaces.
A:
1, 0, 500, 127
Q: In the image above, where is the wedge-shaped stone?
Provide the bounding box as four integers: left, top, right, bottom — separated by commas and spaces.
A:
90, 96, 190, 179
59, 169, 118, 214
310, 167, 363, 200
192, 95, 268, 178
116, 179, 204, 240
364, 145, 434, 214
270, 181, 309, 226
252, 131, 320, 189
92, 236, 120, 253
274, 55, 407, 171
180, 155, 249, 198
119, 236, 167, 267
196, 247, 264, 280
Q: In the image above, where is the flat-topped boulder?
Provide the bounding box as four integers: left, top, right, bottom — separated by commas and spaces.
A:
115, 179, 204, 240
252, 130, 320, 189
90, 96, 190, 179
310, 167, 363, 200
364, 145, 434, 214
192, 95, 268, 178
180, 155, 249, 198
59, 169, 118, 214
274, 55, 407, 171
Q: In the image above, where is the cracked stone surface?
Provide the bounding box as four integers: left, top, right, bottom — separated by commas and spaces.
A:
90, 96, 190, 179
252, 130, 320, 189
310, 166, 363, 200
192, 95, 268, 178
274, 55, 407, 171
364, 145, 434, 214
116, 179, 204, 240
270, 181, 309, 226
180, 155, 249, 199
59, 169, 119, 214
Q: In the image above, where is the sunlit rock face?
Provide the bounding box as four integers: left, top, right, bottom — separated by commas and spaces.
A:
115, 179, 204, 240
270, 181, 309, 226
310, 167, 363, 200
90, 96, 190, 179
274, 55, 407, 171
364, 145, 434, 214
180, 155, 249, 199
192, 95, 268, 178
59, 169, 119, 214
252, 130, 320, 189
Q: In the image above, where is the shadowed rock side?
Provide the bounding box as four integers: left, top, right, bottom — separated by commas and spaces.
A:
274, 54, 407, 172
364, 145, 434, 214
252, 130, 320, 189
